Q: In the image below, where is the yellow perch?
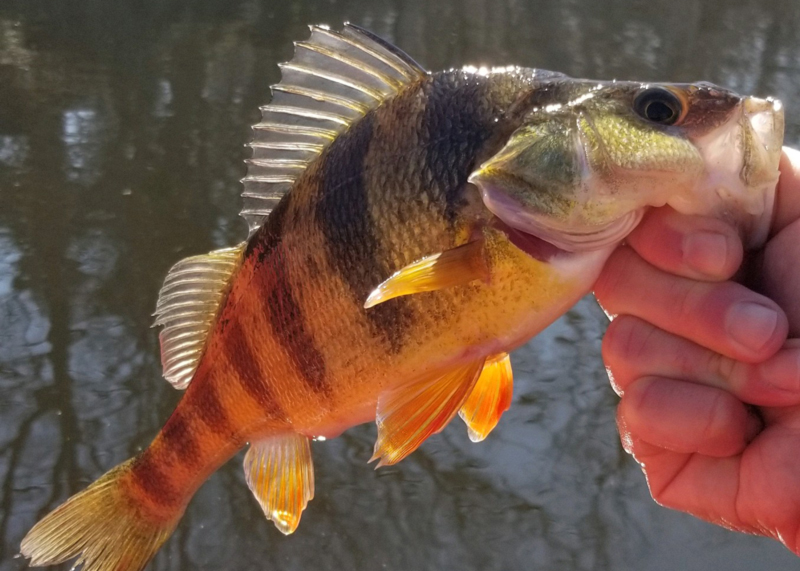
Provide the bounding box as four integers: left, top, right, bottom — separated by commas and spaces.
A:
21, 23, 783, 571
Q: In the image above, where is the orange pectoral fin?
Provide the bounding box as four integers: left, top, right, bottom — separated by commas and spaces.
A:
243, 433, 314, 535
459, 353, 513, 442
364, 239, 489, 309
370, 359, 486, 468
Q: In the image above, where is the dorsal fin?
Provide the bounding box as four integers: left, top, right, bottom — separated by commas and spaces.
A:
240, 23, 427, 233
153, 243, 246, 389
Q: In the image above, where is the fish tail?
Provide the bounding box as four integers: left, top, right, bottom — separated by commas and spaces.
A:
20, 457, 182, 571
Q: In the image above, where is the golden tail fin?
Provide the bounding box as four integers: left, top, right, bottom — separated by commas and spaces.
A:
20, 458, 181, 571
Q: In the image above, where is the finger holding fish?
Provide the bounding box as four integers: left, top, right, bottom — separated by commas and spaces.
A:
595, 246, 788, 363
604, 316, 800, 407
617, 376, 760, 457
624, 206, 744, 282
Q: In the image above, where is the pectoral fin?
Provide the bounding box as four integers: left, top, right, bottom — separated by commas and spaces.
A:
243, 433, 314, 535
364, 239, 489, 308
371, 359, 486, 467
459, 353, 513, 442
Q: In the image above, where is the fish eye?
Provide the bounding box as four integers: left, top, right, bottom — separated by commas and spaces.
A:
633, 87, 684, 126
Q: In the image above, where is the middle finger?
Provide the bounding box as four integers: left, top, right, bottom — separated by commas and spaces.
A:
594, 246, 788, 363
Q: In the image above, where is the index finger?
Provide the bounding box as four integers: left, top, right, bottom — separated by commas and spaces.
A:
626, 206, 743, 282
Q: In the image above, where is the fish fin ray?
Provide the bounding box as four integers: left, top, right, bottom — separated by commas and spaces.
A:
153, 242, 246, 389
459, 353, 514, 442
241, 23, 427, 233
20, 458, 180, 571
364, 239, 489, 308
371, 359, 486, 467
244, 433, 315, 535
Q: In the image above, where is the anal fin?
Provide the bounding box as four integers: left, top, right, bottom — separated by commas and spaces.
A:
459, 353, 513, 442
364, 239, 488, 308
371, 359, 486, 467
244, 433, 314, 535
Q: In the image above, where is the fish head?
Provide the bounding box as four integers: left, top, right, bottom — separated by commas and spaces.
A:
470, 78, 784, 252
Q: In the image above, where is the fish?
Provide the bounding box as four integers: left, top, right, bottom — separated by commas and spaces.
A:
20, 23, 783, 571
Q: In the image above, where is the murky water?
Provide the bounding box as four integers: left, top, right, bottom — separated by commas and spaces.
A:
1, 1, 799, 569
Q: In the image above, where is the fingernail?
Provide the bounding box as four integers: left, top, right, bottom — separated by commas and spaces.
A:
683, 232, 729, 276
726, 302, 779, 353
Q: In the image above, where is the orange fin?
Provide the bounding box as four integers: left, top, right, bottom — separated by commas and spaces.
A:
459, 353, 514, 442
364, 239, 488, 308
244, 433, 314, 535
20, 458, 181, 571
370, 359, 486, 467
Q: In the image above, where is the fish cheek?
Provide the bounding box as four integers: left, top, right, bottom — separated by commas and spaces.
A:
580, 114, 703, 176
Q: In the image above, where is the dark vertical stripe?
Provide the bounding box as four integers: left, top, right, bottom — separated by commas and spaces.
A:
131, 453, 181, 507
263, 245, 330, 395
315, 112, 414, 353
225, 317, 287, 416
248, 194, 289, 266
193, 370, 229, 427
159, 411, 201, 469
423, 71, 495, 222
247, 194, 330, 395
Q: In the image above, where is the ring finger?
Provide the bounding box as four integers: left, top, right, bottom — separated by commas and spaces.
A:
604, 315, 800, 406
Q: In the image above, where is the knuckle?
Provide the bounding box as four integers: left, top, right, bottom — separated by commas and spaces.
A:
603, 317, 658, 393
703, 351, 737, 386
700, 390, 744, 453
667, 278, 703, 321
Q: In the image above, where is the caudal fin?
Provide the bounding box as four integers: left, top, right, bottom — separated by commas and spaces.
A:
21, 458, 181, 571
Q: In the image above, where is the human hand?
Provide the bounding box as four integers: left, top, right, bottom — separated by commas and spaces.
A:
593, 147, 800, 554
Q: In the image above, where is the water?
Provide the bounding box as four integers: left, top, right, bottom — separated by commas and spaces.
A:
1, 1, 799, 569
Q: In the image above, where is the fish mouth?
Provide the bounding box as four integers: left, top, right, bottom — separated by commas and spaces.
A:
742, 96, 784, 187
689, 95, 783, 248
489, 216, 566, 261
744, 97, 783, 160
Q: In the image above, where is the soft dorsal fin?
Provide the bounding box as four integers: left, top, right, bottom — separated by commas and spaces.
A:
240, 23, 427, 233
153, 243, 246, 389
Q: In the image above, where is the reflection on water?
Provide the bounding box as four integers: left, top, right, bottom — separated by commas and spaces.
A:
1, 1, 799, 569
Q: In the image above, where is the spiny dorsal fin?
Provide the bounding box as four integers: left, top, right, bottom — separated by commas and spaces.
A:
153, 243, 246, 389
240, 23, 427, 233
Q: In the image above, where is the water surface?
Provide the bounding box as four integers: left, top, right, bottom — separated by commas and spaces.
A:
1, 1, 799, 569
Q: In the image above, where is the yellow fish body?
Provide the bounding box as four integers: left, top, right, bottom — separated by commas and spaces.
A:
21, 24, 783, 571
